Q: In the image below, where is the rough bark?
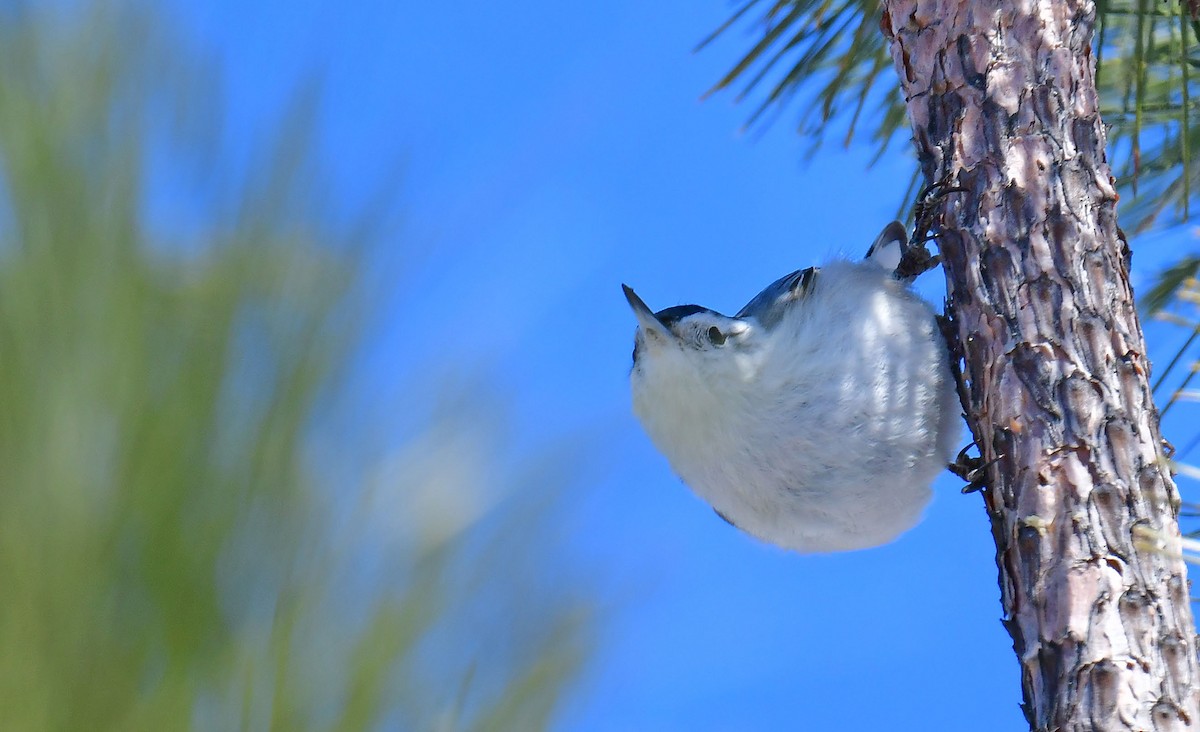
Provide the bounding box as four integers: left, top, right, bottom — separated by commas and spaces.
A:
879, 0, 1200, 729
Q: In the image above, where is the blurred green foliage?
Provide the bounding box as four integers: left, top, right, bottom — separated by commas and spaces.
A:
0, 4, 591, 730
1095, 0, 1200, 231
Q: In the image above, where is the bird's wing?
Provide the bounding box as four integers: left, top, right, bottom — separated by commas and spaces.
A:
735, 266, 818, 329
864, 220, 908, 271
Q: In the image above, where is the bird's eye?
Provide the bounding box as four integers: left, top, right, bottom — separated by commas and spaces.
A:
707, 326, 726, 346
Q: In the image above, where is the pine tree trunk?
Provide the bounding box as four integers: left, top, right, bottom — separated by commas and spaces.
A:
879, 0, 1200, 728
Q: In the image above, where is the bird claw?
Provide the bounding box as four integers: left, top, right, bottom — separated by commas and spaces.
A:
896, 172, 966, 279
912, 174, 967, 235
948, 443, 1002, 494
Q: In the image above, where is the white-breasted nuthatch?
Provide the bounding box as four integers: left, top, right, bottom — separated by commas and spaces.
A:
623, 222, 961, 553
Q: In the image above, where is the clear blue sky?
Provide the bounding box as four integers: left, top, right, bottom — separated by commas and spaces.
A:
164, 1, 1199, 730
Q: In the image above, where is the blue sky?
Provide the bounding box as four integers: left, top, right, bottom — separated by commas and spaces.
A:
163, 1, 1200, 730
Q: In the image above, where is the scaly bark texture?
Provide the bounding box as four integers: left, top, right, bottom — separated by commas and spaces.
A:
880, 0, 1200, 729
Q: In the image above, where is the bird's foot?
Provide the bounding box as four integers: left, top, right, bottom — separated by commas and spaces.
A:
897, 172, 966, 279
948, 443, 1002, 494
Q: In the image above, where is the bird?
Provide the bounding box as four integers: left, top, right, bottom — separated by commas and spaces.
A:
623, 222, 961, 552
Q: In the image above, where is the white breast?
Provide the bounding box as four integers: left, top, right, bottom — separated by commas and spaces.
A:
631, 261, 961, 552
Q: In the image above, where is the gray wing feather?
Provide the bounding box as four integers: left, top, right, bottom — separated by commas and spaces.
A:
865, 220, 908, 272
740, 221, 907, 329
736, 267, 818, 329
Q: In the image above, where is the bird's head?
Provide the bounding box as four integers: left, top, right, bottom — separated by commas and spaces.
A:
622, 284, 758, 383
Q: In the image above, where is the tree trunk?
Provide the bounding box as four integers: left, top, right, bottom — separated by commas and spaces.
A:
880, 0, 1200, 728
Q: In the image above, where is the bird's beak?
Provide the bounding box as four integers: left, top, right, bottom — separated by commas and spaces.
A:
622, 284, 670, 338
